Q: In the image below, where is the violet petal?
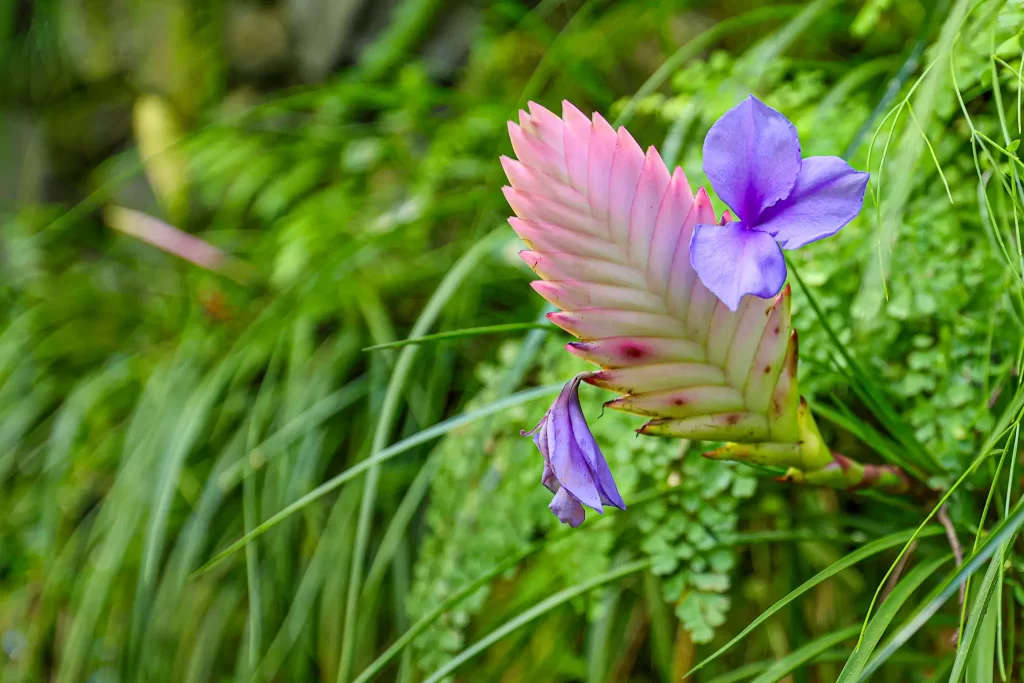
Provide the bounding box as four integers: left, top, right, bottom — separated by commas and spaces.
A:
566, 378, 625, 509
549, 487, 586, 527
546, 382, 603, 510
754, 155, 869, 249
689, 221, 787, 311
702, 95, 802, 223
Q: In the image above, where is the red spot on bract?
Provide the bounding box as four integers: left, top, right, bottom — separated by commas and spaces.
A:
672, 397, 686, 406
763, 365, 772, 374
725, 414, 741, 425
622, 344, 644, 359
773, 326, 780, 334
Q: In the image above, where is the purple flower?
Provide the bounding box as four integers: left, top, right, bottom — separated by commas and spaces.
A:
522, 373, 625, 527
689, 95, 870, 311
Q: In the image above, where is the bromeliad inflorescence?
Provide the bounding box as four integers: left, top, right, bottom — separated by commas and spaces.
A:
503, 97, 900, 527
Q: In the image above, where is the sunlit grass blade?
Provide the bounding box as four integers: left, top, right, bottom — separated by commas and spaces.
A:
352, 542, 547, 683
249, 488, 361, 683
132, 354, 246, 675
859, 493, 1024, 680
192, 383, 562, 576
183, 587, 243, 683
218, 379, 369, 489
361, 454, 440, 599
361, 322, 552, 351
352, 486, 680, 683
749, 623, 861, 683
420, 560, 651, 683
838, 554, 951, 681
736, 0, 839, 85
859, 382, 1024, 645
685, 526, 943, 678
336, 227, 506, 683
948, 552, 1002, 683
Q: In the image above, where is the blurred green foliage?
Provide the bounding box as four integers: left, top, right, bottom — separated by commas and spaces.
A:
3, 0, 1024, 682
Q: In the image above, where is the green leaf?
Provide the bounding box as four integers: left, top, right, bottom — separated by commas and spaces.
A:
191, 383, 563, 576
685, 526, 943, 678
361, 322, 552, 351
351, 542, 546, 683
950, 552, 1001, 682
790, 261, 935, 476
677, 592, 730, 644
750, 624, 861, 683
838, 554, 951, 681
337, 227, 508, 683
614, 4, 802, 127
860, 494, 1024, 680
419, 560, 650, 683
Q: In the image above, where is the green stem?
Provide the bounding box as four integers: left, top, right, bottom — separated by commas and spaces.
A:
335, 229, 504, 683
705, 400, 917, 496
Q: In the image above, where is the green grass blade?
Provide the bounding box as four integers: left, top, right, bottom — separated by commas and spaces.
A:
736, 0, 840, 86
361, 322, 551, 351
420, 560, 651, 683
218, 378, 369, 489
336, 227, 505, 683
859, 494, 1024, 680
130, 355, 241, 674
838, 554, 952, 681
249, 487, 361, 683
352, 488, 681, 683
192, 383, 561, 576
685, 527, 943, 678
789, 261, 935, 475
361, 453, 440, 600
242, 471, 263, 672
949, 553, 1002, 683
750, 624, 861, 683
351, 542, 547, 683
614, 5, 801, 127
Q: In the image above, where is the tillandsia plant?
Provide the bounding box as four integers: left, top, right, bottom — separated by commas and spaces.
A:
503, 97, 907, 527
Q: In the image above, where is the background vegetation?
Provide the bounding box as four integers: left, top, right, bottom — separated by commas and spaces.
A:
2, 0, 1024, 681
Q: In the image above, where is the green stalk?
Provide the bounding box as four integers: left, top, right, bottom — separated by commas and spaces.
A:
334, 228, 504, 683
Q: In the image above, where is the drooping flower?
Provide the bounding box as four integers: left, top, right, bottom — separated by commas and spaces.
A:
522, 373, 625, 527
689, 95, 869, 311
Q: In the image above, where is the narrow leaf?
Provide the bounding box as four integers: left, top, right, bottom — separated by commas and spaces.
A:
859, 495, 1024, 680
686, 526, 943, 677
191, 384, 562, 576
948, 552, 1002, 683
838, 554, 951, 681
420, 560, 651, 683
361, 322, 552, 351
750, 624, 861, 683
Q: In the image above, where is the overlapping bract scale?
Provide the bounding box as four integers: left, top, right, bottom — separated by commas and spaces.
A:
503, 101, 800, 444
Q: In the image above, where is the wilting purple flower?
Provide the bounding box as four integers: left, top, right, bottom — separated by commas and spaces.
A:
522, 374, 625, 527
689, 95, 869, 311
